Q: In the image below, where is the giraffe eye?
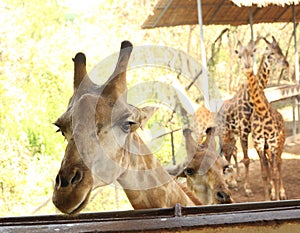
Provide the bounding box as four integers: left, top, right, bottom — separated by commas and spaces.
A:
184, 168, 195, 176
223, 165, 233, 174
120, 121, 136, 133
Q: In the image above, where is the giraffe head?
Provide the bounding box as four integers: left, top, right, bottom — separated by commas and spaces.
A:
167, 128, 234, 204
235, 40, 257, 73
53, 41, 157, 214
263, 36, 289, 69
236, 36, 289, 74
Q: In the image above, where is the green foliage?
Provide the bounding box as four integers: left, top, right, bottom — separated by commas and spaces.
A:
26, 128, 44, 155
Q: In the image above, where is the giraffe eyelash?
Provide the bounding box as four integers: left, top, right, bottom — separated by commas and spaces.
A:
56, 128, 65, 137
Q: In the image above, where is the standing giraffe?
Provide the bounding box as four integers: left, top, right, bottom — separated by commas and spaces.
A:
215, 36, 288, 197
240, 46, 287, 200
53, 41, 203, 215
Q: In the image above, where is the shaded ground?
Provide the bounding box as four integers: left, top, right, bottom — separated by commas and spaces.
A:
231, 143, 300, 203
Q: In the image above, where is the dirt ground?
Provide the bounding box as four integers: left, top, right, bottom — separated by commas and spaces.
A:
230, 142, 300, 203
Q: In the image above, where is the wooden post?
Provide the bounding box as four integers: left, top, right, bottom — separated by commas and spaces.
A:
292, 4, 299, 85
249, 6, 257, 75
197, 0, 209, 109
293, 97, 296, 142
292, 4, 299, 141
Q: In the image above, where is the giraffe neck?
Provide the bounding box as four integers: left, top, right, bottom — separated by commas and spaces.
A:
117, 133, 198, 209
256, 54, 271, 89
246, 71, 270, 117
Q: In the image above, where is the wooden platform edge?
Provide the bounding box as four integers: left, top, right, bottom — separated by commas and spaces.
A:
1, 200, 300, 233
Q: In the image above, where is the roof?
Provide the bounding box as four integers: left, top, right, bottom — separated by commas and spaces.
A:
233, 0, 300, 7
142, 0, 300, 28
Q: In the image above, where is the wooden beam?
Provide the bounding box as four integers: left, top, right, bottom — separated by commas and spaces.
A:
264, 84, 300, 102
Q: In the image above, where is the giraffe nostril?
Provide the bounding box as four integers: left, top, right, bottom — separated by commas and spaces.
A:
55, 174, 60, 186
55, 170, 83, 189
55, 174, 70, 188
71, 170, 83, 184
215, 191, 231, 203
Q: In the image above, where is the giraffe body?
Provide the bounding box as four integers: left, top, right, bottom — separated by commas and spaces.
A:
246, 69, 286, 200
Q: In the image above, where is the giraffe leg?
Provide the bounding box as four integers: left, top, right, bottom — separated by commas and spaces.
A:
269, 150, 278, 200
232, 147, 240, 182
258, 151, 271, 201
274, 157, 280, 201
240, 136, 252, 197
231, 133, 240, 182
278, 156, 286, 200
269, 148, 286, 201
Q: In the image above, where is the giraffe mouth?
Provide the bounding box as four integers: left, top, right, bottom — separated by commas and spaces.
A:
68, 188, 92, 215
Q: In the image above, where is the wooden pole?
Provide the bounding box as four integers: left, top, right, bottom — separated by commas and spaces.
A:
197, 0, 209, 109
249, 6, 257, 74
292, 4, 299, 85
292, 4, 299, 141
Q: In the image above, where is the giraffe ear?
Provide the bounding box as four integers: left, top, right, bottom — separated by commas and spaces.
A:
234, 41, 242, 55
263, 37, 271, 45
183, 128, 198, 161
271, 36, 278, 46
165, 164, 186, 178
263, 37, 272, 52
139, 106, 159, 130
101, 41, 133, 103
